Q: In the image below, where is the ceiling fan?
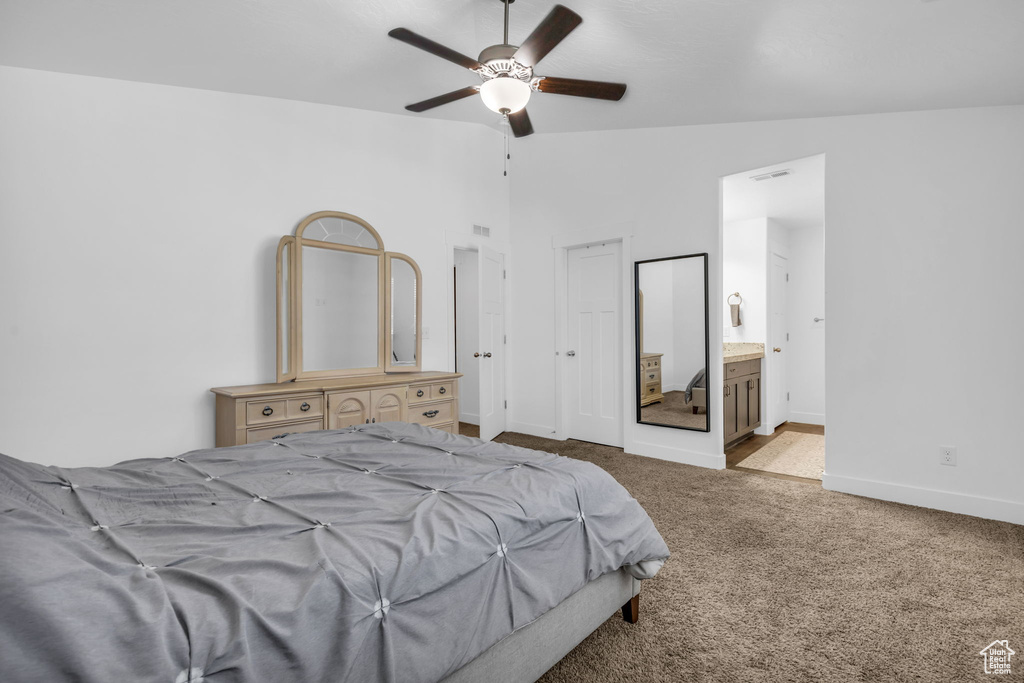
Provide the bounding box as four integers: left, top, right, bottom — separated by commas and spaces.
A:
388, 1, 627, 138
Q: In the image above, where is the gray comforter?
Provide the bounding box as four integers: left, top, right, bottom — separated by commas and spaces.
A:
0, 422, 669, 683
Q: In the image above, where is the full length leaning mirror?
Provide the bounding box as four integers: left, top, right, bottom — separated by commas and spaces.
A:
634, 253, 710, 431
277, 211, 422, 382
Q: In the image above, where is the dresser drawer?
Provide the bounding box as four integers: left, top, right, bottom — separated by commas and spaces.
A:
430, 422, 457, 434
409, 382, 454, 404
643, 357, 661, 369
644, 384, 661, 398
642, 367, 661, 385
725, 359, 760, 379
246, 395, 323, 426
410, 401, 454, 426
246, 418, 323, 444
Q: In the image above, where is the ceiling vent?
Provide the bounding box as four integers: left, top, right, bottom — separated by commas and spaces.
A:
473, 224, 491, 237
750, 169, 792, 182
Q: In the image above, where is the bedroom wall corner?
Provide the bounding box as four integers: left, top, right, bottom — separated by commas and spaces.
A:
507, 105, 1024, 525
0, 65, 509, 466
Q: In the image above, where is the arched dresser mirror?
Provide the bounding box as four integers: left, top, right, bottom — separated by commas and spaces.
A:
277, 211, 423, 382
213, 211, 459, 447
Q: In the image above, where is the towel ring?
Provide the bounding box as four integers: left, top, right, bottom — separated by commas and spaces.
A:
728, 292, 742, 305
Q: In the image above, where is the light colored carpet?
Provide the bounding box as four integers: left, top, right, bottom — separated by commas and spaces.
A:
640, 391, 707, 430
735, 431, 826, 480
476, 431, 1024, 683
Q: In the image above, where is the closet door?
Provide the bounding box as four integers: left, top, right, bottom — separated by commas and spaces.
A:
371, 387, 407, 423
328, 391, 371, 428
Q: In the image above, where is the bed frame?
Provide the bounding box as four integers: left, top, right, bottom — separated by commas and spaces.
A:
442, 569, 641, 682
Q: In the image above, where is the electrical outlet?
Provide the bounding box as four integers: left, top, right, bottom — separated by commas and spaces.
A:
939, 445, 957, 466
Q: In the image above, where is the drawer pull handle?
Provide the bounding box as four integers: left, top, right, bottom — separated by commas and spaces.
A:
423, 410, 439, 418
416, 389, 425, 397
272, 433, 289, 440
438, 387, 446, 394
300, 402, 311, 412
648, 374, 655, 380
262, 406, 274, 417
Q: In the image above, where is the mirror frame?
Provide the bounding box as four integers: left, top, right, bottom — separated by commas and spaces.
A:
277, 211, 422, 382
633, 252, 711, 432
384, 253, 423, 373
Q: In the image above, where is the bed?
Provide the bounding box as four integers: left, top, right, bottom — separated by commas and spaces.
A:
0, 422, 669, 682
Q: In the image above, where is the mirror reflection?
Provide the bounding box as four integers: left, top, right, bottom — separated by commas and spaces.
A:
635, 254, 710, 431
302, 245, 379, 371
389, 258, 417, 366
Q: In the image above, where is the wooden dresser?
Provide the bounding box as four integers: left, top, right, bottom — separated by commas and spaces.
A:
639, 352, 664, 406
211, 372, 461, 447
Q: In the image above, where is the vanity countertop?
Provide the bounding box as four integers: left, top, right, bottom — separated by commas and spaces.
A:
723, 342, 765, 363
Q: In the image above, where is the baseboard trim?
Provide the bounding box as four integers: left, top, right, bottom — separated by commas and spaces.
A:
460, 413, 480, 425
507, 421, 563, 440
789, 411, 825, 426
628, 440, 726, 470
823, 473, 1024, 526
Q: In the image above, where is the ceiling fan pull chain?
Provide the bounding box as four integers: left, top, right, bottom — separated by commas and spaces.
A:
503, 120, 509, 177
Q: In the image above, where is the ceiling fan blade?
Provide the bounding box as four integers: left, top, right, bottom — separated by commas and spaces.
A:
512, 5, 582, 67
536, 76, 627, 101
508, 109, 534, 138
388, 28, 484, 71
405, 86, 480, 113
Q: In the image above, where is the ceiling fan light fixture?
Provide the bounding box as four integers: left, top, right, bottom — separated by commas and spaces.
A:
479, 76, 531, 114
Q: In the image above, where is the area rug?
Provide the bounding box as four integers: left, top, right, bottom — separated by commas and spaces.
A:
735, 431, 825, 480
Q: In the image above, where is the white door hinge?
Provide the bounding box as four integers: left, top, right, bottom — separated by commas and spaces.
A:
787, 392, 790, 401
786, 273, 789, 282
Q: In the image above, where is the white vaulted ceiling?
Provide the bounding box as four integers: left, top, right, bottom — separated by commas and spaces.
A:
1, 0, 1023, 134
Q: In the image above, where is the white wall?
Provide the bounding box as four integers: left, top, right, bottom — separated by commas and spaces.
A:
670, 257, 706, 391
0, 65, 508, 466
638, 261, 676, 386
722, 218, 768, 343
787, 225, 825, 424
508, 104, 1024, 524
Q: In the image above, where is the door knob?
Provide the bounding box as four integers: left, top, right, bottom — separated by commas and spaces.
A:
566, 350, 576, 357
483, 352, 492, 358
773, 347, 782, 353
473, 352, 481, 357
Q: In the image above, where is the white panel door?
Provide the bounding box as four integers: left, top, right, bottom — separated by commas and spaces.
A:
566, 242, 622, 447
770, 252, 789, 428
477, 245, 506, 441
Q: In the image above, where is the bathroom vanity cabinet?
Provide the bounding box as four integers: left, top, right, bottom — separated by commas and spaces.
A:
723, 358, 761, 445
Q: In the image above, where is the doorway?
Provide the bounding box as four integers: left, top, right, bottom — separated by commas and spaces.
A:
452, 245, 507, 441
721, 154, 826, 483
562, 241, 623, 447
